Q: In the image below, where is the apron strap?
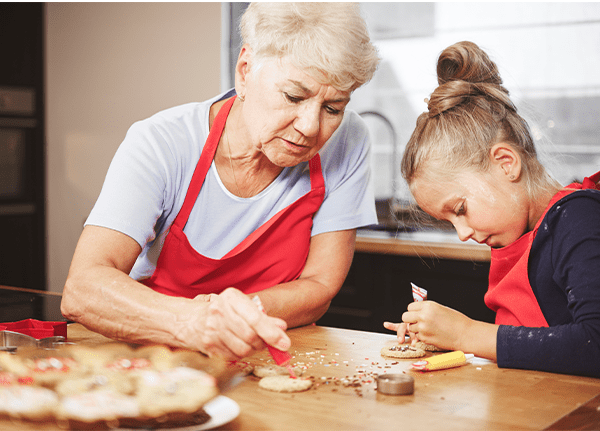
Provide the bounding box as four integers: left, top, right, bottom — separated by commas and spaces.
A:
173, 96, 236, 230
308, 154, 325, 191
583, 171, 600, 190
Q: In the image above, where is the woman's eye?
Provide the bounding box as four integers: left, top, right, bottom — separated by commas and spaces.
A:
285, 93, 302, 103
325, 105, 342, 115
456, 203, 466, 215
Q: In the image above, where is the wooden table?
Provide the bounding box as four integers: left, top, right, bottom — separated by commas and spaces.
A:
2, 323, 600, 430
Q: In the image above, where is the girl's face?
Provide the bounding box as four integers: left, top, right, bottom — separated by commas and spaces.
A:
235, 49, 351, 167
412, 167, 530, 248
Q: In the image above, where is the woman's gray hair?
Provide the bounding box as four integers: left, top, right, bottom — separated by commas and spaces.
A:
240, 2, 379, 92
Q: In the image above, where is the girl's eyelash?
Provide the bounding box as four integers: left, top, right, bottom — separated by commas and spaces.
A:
456, 203, 466, 215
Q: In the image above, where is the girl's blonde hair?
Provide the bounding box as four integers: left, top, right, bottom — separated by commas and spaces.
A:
401, 41, 558, 199
240, 2, 379, 92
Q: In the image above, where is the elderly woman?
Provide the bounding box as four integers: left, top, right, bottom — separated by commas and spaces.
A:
61, 3, 380, 360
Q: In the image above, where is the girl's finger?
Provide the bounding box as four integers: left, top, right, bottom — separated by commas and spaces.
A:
383, 321, 401, 331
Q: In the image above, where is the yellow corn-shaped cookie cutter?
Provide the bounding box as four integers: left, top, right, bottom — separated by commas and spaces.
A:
412, 351, 474, 371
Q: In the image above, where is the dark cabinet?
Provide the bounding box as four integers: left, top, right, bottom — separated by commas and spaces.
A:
318, 252, 494, 333
0, 3, 46, 294
0, 3, 44, 87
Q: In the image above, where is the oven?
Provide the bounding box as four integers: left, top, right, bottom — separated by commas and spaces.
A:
0, 87, 37, 207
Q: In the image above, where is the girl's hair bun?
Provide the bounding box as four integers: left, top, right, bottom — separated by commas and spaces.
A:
427, 41, 514, 117
437, 40, 501, 86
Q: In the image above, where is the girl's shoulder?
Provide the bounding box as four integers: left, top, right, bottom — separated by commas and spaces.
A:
543, 189, 600, 237
551, 188, 600, 212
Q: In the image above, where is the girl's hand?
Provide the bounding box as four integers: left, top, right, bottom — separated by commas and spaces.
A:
401, 300, 471, 351
383, 321, 411, 343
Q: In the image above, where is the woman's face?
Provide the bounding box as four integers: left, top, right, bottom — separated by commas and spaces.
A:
236, 51, 351, 167
412, 168, 530, 248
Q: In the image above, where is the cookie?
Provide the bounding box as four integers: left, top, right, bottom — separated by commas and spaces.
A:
414, 341, 446, 352
380, 344, 426, 359
258, 375, 313, 393
0, 385, 60, 421
135, 367, 218, 418
54, 371, 136, 397
57, 389, 140, 423
227, 360, 254, 376
69, 344, 135, 371
253, 364, 304, 378
0, 344, 221, 426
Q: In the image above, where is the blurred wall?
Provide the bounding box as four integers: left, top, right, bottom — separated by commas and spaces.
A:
45, 3, 222, 294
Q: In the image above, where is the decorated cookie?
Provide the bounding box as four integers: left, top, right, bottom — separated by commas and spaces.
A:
58, 389, 140, 423
258, 376, 313, 393
0, 385, 59, 420
135, 367, 219, 418
253, 364, 304, 378
0, 344, 222, 426
227, 360, 254, 376
380, 344, 426, 359
414, 341, 446, 352
54, 371, 136, 397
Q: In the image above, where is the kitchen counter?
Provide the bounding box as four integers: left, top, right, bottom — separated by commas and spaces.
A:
356, 228, 491, 262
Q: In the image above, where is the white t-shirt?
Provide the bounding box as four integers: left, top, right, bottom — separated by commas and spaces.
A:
86, 90, 377, 280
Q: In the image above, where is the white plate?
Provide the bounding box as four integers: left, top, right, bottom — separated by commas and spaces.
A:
118, 395, 240, 431
193, 396, 240, 430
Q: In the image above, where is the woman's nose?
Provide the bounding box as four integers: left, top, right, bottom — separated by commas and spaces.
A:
454, 222, 474, 242
294, 104, 320, 137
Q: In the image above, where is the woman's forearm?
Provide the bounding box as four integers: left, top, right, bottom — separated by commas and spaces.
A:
61, 265, 198, 348
255, 277, 337, 328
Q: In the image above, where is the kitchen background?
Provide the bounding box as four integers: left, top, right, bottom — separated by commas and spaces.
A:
1, 3, 599, 323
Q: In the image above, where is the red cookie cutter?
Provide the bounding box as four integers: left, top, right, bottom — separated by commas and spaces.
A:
0, 319, 67, 340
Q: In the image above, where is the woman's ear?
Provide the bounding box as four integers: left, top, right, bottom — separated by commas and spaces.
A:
490, 143, 522, 181
234, 44, 252, 100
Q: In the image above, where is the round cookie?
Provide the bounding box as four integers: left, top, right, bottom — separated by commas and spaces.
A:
227, 360, 254, 376
414, 341, 446, 352
258, 376, 312, 393
380, 344, 426, 359
253, 364, 303, 378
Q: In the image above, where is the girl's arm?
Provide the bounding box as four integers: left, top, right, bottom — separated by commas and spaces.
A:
497, 192, 600, 377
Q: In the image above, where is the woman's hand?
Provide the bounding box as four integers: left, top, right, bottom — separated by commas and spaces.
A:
182, 288, 291, 361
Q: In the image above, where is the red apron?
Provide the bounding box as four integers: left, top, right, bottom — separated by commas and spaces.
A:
485, 171, 600, 327
141, 96, 326, 298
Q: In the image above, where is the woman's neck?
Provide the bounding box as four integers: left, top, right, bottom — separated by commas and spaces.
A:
211, 97, 282, 198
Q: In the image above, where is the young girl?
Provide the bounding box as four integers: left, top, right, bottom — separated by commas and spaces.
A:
384, 41, 600, 378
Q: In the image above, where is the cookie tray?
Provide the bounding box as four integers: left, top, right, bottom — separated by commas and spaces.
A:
0, 330, 66, 353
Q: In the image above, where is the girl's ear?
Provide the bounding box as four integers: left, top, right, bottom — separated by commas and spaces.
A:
234, 44, 252, 100
490, 143, 522, 181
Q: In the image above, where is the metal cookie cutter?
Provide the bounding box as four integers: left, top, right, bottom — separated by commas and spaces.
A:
0, 331, 66, 353
377, 373, 415, 395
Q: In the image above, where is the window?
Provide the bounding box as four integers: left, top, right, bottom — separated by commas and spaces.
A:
350, 2, 600, 216
224, 2, 600, 229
